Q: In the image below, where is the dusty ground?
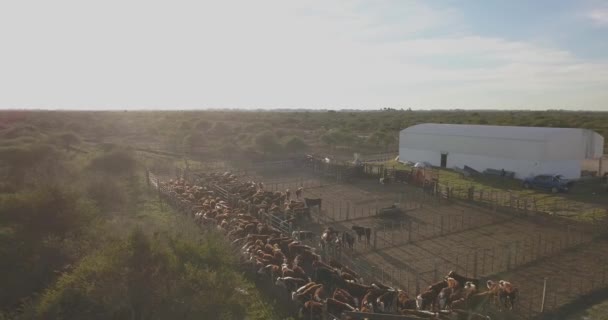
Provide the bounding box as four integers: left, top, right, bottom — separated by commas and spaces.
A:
229, 167, 606, 319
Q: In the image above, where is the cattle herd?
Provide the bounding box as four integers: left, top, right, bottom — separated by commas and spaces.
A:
157, 172, 519, 320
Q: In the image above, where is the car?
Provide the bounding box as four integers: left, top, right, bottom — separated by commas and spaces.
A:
523, 174, 573, 193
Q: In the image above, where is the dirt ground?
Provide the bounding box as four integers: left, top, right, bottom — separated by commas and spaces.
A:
235, 167, 606, 319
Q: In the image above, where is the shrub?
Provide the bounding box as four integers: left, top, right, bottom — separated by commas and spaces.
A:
88, 149, 137, 176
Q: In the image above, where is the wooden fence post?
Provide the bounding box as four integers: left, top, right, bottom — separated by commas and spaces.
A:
346, 202, 350, 221
408, 221, 413, 243
541, 278, 548, 312
506, 244, 512, 270
373, 230, 377, 249
156, 178, 164, 212
482, 249, 486, 275
473, 250, 478, 278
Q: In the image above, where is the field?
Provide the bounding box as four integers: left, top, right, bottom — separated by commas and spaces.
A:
236, 163, 607, 319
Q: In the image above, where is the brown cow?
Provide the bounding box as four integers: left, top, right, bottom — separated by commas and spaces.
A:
416, 280, 448, 311
299, 300, 322, 319
333, 288, 358, 307
327, 298, 356, 315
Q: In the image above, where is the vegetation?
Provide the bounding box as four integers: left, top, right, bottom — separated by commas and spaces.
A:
0, 120, 283, 320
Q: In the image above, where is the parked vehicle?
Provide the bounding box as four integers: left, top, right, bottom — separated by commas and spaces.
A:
523, 174, 573, 193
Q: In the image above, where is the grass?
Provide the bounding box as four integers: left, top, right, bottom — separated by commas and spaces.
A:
384, 160, 608, 222
568, 299, 608, 320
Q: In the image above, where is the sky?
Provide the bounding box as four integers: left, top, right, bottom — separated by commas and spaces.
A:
0, 0, 607, 110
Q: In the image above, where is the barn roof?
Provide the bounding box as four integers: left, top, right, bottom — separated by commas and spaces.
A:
401, 123, 590, 141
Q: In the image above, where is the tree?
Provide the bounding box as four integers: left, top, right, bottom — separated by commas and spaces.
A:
320, 133, 336, 150
0, 144, 57, 186
183, 131, 206, 154
254, 131, 281, 155
32, 230, 253, 320
367, 131, 386, 147
209, 122, 231, 135
58, 132, 80, 151
283, 136, 308, 154
88, 149, 137, 176
195, 120, 211, 131
0, 187, 96, 310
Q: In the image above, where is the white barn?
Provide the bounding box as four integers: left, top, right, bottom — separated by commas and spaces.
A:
399, 123, 604, 179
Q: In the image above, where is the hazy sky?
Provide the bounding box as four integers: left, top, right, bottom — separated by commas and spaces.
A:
1, 0, 607, 110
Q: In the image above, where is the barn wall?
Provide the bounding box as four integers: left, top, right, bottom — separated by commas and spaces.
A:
399, 148, 582, 179
536, 160, 581, 179
400, 126, 604, 162
399, 147, 441, 166
399, 131, 545, 161
398, 125, 602, 180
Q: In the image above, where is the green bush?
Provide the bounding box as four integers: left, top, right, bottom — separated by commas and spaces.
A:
88, 149, 137, 176
33, 229, 251, 320
0, 187, 97, 311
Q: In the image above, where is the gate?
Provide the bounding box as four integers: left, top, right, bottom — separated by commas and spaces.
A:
263, 212, 293, 236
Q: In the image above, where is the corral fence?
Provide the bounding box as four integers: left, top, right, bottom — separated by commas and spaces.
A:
147, 168, 426, 319
429, 181, 608, 221
145, 171, 303, 317
147, 168, 608, 320
359, 152, 399, 163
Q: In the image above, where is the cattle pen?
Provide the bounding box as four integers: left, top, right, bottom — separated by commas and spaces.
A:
148, 155, 608, 320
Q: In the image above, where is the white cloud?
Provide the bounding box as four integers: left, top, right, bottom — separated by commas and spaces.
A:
588, 7, 608, 26
0, 0, 606, 110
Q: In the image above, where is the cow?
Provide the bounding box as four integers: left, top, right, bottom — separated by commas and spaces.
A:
320, 228, 338, 252
397, 290, 417, 311
416, 280, 448, 311
333, 288, 358, 308
343, 281, 373, 302
288, 242, 314, 256
497, 280, 518, 310
293, 283, 322, 303
329, 259, 361, 281
371, 282, 393, 291
299, 300, 322, 320
290, 264, 309, 281
340, 271, 358, 282
341, 231, 355, 249
377, 289, 415, 314
275, 276, 308, 293
327, 298, 357, 315
376, 290, 399, 313
438, 277, 461, 310
313, 284, 328, 302
451, 288, 493, 312
313, 265, 340, 287
351, 225, 372, 245
258, 264, 280, 277
360, 289, 386, 313
446, 270, 480, 289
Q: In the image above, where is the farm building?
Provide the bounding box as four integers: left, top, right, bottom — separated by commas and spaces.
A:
399, 123, 604, 179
